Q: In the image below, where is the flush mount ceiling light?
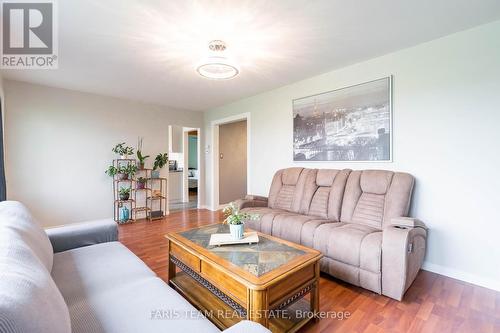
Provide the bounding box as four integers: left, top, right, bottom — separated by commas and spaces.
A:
196, 40, 239, 80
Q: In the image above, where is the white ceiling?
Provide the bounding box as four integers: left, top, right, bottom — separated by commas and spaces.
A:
3, 0, 500, 111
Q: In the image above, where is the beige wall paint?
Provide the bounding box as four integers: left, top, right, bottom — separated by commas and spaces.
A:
4, 80, 204, 227
219, 120, 247, 204
204, 20, 500, 291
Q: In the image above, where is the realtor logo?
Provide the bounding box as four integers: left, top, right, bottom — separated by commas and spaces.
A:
1, 0, 58, 68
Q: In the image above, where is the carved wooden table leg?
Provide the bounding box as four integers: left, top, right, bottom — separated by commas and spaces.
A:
310, 263, 320, 322
166, 239, 176, 284
248, 289, 269, 328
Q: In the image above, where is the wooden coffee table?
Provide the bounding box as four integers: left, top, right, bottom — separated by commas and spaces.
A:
165, 224, 322, 333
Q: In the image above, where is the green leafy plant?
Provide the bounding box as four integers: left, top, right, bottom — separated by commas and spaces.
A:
105, 165, 129, 177
125, 164, 138, 177
118, 186, 131, 200
105, 165, 118, 177
153, 153, 168, 171
118, 187, 131, 196
112, 142, 134, 157
136, 176, 147, 189
136, 137, 150, 167
223, 202, 260, 225
137, 151, 149, 165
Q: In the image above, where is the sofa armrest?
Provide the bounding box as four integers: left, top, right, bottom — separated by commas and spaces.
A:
389, 217, 427, 229
46, 218, 118, 253
382, 219, 427, 300
245, 195, 268, 202
234, 195, 268, 210
222, 320, 271, 333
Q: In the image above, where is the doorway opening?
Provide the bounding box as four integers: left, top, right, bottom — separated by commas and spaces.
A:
185, 130, 199, 209
167, 126, 201, 212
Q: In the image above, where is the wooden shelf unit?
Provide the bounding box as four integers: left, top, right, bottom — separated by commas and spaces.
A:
111, 159, 168, 222
112, 159, 136, 224
132, 168, 153, 221
148, 177, 167, 220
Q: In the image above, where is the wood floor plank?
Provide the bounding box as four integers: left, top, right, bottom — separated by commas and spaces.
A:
118, 209, 500, 333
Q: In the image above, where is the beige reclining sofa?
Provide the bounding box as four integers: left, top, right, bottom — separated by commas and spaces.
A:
237, 168, 427, 301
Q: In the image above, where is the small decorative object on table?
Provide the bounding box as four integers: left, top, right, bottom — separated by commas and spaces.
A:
209, 232, 259, 246
223, 202, 260, 240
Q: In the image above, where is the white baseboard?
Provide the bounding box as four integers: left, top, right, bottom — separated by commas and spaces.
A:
422, 261, 500, 292
199, 205, 217, 211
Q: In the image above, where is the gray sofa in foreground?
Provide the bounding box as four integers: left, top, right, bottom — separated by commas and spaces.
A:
0, 201, 269, 333
237, 168, 427, 301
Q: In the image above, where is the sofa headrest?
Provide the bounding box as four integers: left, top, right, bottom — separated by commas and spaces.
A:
316, 169, 340, 187
0, 201, 54, 271
0, 230, 71, 333
360, 170, 394, 194
281, 167, 304, 185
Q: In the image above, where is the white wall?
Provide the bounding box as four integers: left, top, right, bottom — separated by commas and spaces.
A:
204, 20, 500, 291
4, 80, 204, 227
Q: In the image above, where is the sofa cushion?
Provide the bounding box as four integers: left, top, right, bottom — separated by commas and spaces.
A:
341, 171, 415, 229
241, 207, 285, 216
351, 192, 386, 229
297, 169, 350, 221
0, 231, 71, 333
313, 223, 382, 271
241, 207, 287, 233
360, 170, 394, 194
311, 222, 346, 255
0, 201, 54, 271
67, 277, 219, 333
268, 168, 314, 213
52, 241, 156, 305
270, 214, 330, 248
319, 257, 382, 294
51, 241, 219, 333
307, 187, 331, 219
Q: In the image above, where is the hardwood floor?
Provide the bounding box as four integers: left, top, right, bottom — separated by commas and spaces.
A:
119, 209, 500, 333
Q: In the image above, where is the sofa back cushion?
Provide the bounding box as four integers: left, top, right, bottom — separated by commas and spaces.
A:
0, 201, 54, 271
341, 170, 415, 229
0, 228, 71, 333
299, 169, 351, 220
268, 168, 311, 213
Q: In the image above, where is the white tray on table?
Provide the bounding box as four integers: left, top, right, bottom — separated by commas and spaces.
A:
209, 232, 260, 246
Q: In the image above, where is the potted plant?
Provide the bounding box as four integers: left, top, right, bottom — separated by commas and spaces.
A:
136, 137, 150, 169
112, 142, 134, 159
136, 177, 147, 190
105, 165, 129, 180
118, 187, 131, 201
223, 202, 260, 240
125, 163, 138, 179
152, 153, 168, 178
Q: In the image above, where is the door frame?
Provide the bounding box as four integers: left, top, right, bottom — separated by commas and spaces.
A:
211, 112, 251, 210
182, 127, 201, 209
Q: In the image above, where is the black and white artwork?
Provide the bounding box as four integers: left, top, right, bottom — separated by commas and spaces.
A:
293, 77, 392, 162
